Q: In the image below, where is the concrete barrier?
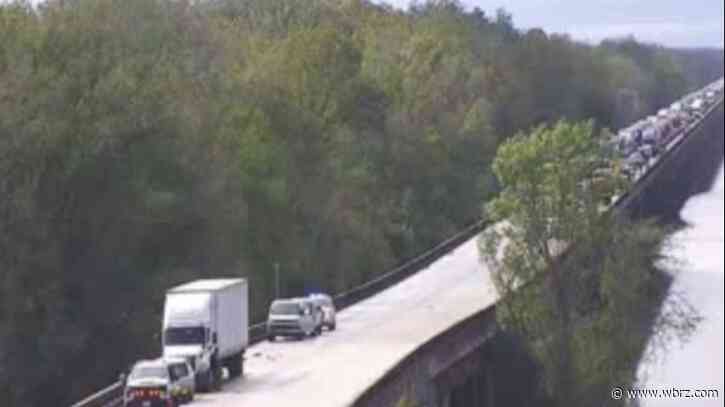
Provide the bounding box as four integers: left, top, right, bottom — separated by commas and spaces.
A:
71, 96, 724, 407
352, 98, 724, 407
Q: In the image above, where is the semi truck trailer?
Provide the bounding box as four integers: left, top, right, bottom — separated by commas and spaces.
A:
162, 279, 249, 392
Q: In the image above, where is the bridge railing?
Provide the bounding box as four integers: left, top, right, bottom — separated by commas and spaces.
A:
69, 382, 124, 407
70, 92, 723, 407
70, 218, 489, 407
332, 219, 489, 311
351, 95, 724, 407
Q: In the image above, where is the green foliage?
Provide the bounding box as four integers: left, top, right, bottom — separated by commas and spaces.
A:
396, 395, 419, 407
0, 0, 716, 405
479, 121, 700, 406
483, 121, 626, 290
601, 37, 692, 119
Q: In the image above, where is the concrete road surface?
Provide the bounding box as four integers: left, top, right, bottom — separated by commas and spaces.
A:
196, 236, 498, 407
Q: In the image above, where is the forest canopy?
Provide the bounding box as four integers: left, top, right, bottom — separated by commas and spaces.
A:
0, 0, 722, 405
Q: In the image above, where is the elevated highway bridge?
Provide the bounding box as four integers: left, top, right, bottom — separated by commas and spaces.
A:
73, 85, 724, 407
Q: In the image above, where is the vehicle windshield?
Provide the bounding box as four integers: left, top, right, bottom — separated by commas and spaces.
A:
270, 302, 301, 315
129, 366, 168, 380
164, 327, 205, 346
312, 297, 332, 307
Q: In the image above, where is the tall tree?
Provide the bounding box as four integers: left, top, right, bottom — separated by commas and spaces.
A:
479, 121, 700, 405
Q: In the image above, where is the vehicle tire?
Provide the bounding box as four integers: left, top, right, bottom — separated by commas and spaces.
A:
213, 365, 223, 391
330, 323, 336, 331
195, 373, 205, 392
268, 335, 276, 342
205, 367, 216, 392
227, 352, 242, 379
197, 370, 211, 393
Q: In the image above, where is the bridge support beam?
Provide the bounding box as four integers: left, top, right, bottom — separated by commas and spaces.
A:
485, 364, 495, 407
435, 346, 497, 407
444, 360, 495, 407
354, 99, 724, 407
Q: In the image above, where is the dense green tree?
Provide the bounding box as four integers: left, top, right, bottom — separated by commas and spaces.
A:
479, 121, 700, 406
0, 0, 720, 405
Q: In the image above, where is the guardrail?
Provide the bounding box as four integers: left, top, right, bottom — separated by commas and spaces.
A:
332, 219, 489, 311
69, 382, 124, 407
351, 96, 724, 407
616, 95, 724, 214
70, 92, 724, 407
70, 219, 489, 407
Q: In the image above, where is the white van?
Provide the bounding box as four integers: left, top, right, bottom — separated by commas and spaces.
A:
267, 298, 321, 341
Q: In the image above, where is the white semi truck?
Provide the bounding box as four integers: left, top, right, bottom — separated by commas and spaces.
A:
162, 279, 249, 392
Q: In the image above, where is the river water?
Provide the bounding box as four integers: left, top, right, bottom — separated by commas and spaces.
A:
638, 164, 724, 406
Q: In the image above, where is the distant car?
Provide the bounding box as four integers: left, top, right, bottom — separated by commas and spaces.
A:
616, 130, 641, 156
641, 126, 660, 146
123, 358, 195, 407
267, 298, 320, 341
309, 293, 337, 331
669, 114, 684, 130
624, 151, 647, 174
638, 145, 657, 160
690, 99, 704, 111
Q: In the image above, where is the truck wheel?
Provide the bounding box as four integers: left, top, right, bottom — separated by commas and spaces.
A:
197, 370, 211, 393
212, 365, 223, 390
227, 353, 243, 378
195, 373, 204, 392
268, 335, 276, 342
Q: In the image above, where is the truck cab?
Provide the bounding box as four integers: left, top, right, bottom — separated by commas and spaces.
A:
163, 296, 217, 391
162, 279, 248, 392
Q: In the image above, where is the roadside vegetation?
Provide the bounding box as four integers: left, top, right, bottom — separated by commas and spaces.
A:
0, 0, 721, 405
479, 121, 701, 406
